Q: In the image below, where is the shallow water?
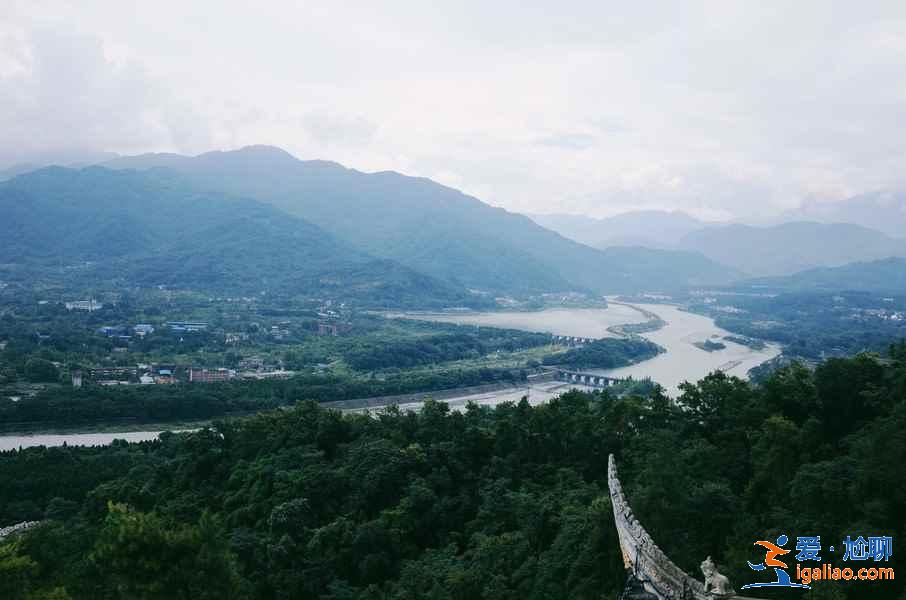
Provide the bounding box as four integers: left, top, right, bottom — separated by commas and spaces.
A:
591, 303, 780, 395
401, 304, 643, 338
407, 303, 780, 396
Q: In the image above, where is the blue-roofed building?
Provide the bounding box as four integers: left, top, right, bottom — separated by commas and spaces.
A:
98, 326, 126, 337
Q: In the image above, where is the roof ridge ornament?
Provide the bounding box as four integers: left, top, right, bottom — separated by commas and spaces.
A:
607, 455, 759, 599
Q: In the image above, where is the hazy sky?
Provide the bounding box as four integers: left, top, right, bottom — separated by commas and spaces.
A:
3, 2, 906, 219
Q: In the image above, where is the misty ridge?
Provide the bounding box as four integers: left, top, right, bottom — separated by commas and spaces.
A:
1, 146, 743, 302
3, 145, 906, 302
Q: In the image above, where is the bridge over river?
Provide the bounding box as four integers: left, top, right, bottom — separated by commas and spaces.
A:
550, 368, 621, 388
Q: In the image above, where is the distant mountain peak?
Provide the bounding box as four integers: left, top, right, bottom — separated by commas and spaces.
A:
195, 145, 300, 166
192, 145, 352, 173
0, 165, 477, 307
783, 189, 906, 238
529, 209, 707, 250
231, 144, 297, 160
94, 147, 742, 293
679, 220, 905, 277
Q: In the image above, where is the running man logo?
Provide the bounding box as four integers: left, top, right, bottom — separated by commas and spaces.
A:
742, 533, 894, 590
742, 534, 810, 590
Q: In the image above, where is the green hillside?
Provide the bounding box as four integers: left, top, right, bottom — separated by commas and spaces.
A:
0, 167, 481, 307
743, 257, 906, 293
105, 146, 740, 294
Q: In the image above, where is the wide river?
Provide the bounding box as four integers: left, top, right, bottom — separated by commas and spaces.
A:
407, 304, 644, 338
0, 302, 779, 450
404, 302, 780, 396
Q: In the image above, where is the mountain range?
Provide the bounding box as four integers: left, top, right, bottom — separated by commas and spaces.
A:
782, 191, 906, 238
534, 209, 906, 278
677, 221, 906, 276
530, 210, 706, 249
740, 257, 906, 294
98, 146, 739, 294
0, 150, 121, 182
4, 145, 904, 300
0, 167, 479, 307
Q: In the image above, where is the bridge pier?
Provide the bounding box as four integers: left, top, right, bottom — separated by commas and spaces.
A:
549, 369, 620, 389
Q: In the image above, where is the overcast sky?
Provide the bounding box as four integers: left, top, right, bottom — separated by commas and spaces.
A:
3, 1, 906, 219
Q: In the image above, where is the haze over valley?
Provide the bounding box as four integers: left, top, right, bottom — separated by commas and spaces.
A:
2, 4, 906, 600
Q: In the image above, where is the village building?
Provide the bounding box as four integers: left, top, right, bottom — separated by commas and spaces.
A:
65, 300, 103, 311
166, 321, 208, 332
188, 367, 235, 383
133, 324, 155, 336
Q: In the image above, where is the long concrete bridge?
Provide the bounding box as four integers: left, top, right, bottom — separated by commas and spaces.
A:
552, 368, 621, 388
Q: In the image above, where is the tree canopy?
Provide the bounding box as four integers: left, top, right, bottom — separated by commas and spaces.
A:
1, 350, 904, 599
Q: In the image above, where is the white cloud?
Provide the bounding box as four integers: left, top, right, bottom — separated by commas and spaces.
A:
300, 112, 377, 146
3, 1, 906, 219
534, 133, 598, 151
0, 27, 208, 163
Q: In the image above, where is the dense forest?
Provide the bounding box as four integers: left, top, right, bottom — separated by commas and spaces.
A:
541, 337, 662, 370
695, 291, 906, 359
2, 344, 904, 599
342, 330, 553, 371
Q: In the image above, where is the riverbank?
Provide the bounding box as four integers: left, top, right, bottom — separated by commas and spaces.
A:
0, 430, 194, 452
390, 302, 781, 395
336, 379, 596, 415
0, 301, 781, 449
319, 377, 552, 411
0, 417, 215, 437
590, 302, 781, 395
0, 376, 588, 450
605, 301, 667, 336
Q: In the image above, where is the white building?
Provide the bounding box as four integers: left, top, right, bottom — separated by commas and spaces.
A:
65, 300, 103, 312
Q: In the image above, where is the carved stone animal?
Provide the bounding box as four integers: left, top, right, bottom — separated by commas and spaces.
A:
701, 556, 735, 596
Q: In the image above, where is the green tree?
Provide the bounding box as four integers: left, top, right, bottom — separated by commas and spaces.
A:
24, 358, 59, 383
0, 541, 38, 600
90, 503, 247, 600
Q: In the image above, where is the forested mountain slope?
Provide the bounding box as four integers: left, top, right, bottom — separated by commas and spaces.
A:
0, 166, 477, 307
105, 146, 740, 294
743, 257, 906, 293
